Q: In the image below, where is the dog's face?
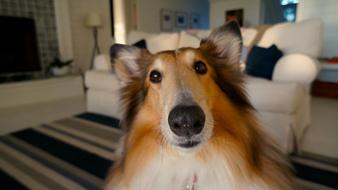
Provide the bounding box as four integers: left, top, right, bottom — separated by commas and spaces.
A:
144, 48, 215, 149
111, 21, 251, 151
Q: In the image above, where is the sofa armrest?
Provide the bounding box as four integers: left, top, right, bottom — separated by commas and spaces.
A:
272, 54, 319, 85
93, 54, 111, 71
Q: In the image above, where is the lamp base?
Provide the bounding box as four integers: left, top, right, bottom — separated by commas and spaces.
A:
90, 27, 101, 69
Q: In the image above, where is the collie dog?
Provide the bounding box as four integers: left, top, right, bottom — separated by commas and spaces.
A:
106, 21, 295, 190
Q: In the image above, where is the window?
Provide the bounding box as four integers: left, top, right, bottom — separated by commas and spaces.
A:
280, 0, 298, 22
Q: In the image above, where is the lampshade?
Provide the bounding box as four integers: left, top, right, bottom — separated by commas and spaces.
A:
85, 12, 102, 28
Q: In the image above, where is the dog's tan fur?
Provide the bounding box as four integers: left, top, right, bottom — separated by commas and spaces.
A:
105, 21, 296, 190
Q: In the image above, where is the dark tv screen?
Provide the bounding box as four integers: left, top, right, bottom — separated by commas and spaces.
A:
0, 16, 41, 74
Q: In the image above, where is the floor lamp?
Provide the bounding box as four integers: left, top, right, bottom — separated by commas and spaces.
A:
85, 12, 102, 70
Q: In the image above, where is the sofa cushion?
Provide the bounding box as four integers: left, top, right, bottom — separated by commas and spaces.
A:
178, 31, 200, 48
257, 19, 323, 58
245, 75, 305, 114
146, 33, 179, 53
85, 71, 120, 93
132, 39, 147, 49
245, 45, 283, 80
183, 28, 257, 48
186, 29, 211, 40
127, 30, 156, 45
241, 28, 258, 47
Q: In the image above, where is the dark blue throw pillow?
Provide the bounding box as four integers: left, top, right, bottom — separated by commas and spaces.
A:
245, 44, 283, 80
132, 39, 147, 49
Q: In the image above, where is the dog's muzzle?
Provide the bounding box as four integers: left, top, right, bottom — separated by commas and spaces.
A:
168, 105, 205, 148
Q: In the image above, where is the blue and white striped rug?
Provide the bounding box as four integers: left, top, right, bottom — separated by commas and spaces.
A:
0, 112, 337, 189
0, 113, 121, 190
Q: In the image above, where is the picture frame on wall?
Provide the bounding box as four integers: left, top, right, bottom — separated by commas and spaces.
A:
160, 9, 173, 31
175, 11, 188, 28
190, 13, 200, 29
225, 9, 243, 27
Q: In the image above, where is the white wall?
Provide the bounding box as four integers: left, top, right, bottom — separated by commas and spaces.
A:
210, 0, 261, 29
68, 0, 114, 71
297, 0, 338, 57
135, 0, 209, 33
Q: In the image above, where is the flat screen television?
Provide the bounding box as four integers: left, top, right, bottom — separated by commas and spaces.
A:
0, 16, 41, 75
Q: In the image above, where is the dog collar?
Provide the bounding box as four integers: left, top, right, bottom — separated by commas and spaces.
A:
184, 174, 197, 190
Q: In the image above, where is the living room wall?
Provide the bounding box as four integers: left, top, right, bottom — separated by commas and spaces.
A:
61, 0, 210, 70
134, 0, 209, 33
67, 0, 114, 71
297, 0, 338, 57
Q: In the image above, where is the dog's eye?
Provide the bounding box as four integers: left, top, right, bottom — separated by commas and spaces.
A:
149, 70, 162, 83
194, 61, 207, 74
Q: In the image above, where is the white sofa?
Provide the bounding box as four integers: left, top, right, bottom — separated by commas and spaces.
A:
85, 19, 323, 153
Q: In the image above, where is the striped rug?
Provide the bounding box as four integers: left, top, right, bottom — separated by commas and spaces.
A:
0, 112, 337, 189
0, 113, 122, 190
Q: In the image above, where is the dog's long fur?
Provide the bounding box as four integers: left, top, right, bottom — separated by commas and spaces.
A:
105, 21, 296, 190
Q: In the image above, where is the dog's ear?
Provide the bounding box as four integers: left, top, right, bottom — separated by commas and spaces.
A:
110, 44, 150, 84
200, 21, 242, 65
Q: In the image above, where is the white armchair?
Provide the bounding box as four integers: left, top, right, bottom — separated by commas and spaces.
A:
246, 19, 323, 153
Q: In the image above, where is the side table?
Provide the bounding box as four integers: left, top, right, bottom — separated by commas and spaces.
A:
312, 62, 338, 99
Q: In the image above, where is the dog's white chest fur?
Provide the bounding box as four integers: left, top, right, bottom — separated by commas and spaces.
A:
124, 152, 267, 190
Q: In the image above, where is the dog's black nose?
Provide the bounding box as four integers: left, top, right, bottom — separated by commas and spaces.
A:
168, 105, 205, 137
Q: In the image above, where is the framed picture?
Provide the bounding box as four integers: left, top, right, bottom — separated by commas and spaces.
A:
225, 9, 243, 27
109, 0, 114, 37
190, 13, 200, 29
160, 9, 173, 31
175, 11, 188, 28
